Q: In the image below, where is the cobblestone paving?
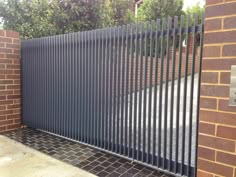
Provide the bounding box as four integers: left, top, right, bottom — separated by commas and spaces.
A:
3, 128, 172, 177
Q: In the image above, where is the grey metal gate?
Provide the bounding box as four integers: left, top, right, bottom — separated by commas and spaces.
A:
21, 14, 204, 177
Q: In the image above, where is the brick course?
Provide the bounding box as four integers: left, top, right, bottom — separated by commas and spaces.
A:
205, 19, 222, 31
198, 0, 236, 176
0, 30, 21, 132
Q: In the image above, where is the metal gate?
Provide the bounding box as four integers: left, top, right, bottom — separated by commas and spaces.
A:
21, 14, 204, 177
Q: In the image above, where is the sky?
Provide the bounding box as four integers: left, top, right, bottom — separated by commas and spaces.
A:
183, 0, 205, 10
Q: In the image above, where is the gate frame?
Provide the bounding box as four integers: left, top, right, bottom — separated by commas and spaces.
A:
21, 15, 204, 177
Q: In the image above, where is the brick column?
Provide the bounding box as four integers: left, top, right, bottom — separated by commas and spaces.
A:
0, 30, 21, 132
198, 1, 236, 177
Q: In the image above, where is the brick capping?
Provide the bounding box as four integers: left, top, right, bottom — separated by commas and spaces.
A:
198, 0, 236, 177
0, 30, 21, 132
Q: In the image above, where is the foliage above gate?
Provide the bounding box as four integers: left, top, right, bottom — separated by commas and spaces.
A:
0, 0, 134, 39
0, 0, 204, 39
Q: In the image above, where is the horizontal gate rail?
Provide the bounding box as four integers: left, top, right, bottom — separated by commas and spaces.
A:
22, 14, 204, 177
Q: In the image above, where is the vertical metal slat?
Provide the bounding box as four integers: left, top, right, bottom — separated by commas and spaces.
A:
169, 16, 178, 171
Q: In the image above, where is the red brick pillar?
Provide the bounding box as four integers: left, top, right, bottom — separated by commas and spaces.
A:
0, 30, 21, 132
188, 35, 193, 54
198, 1, 236, 177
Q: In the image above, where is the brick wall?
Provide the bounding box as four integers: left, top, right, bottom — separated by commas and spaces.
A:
0, 30, 21, 132
198, 1, 236, 177
121, 49, 200, 94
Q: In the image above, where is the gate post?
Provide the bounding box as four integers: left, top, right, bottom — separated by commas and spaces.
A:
198, 1, 236, 177
0, 30, 21, 132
